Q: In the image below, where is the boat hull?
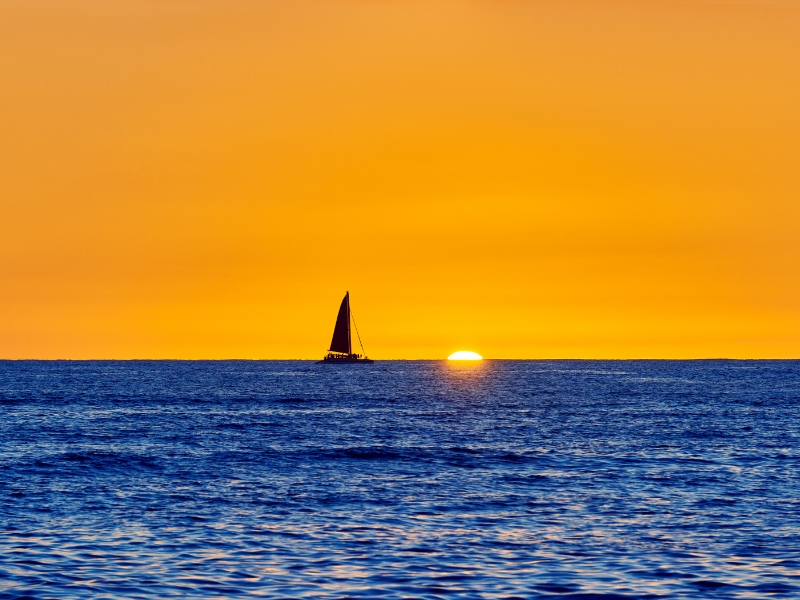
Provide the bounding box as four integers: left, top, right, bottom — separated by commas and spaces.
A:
316, 357, 374, 364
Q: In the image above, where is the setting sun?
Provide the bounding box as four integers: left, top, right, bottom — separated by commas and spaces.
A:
448, 351, 483, 361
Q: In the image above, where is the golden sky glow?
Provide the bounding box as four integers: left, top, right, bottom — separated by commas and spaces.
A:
1, 0, 799, 359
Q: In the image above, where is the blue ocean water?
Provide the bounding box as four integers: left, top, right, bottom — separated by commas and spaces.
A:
1, 360, 799, 599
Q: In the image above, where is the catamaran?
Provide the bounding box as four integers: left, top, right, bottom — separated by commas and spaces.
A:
318, 291, 374, 364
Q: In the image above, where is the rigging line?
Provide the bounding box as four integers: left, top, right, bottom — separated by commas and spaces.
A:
350, 307, 367, 357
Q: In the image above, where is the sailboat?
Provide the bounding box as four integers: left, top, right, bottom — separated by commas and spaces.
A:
318, 291, 374, 364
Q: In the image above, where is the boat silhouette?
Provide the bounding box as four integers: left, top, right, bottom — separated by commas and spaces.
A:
318, 292, 374, 364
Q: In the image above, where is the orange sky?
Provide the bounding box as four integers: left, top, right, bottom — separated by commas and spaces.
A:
1, 0, 799, 359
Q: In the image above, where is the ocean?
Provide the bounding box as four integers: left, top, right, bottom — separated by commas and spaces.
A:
1, 360, 798, 599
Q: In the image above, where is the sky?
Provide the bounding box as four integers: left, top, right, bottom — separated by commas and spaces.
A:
1, 0, 799, 359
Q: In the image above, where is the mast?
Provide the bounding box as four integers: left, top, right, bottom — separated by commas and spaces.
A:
346, 292, 352, 355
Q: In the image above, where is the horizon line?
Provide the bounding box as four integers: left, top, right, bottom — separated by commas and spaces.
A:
1, 357, 798, 362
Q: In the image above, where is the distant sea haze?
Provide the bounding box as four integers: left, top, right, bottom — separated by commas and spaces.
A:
1, 360, 798, 598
